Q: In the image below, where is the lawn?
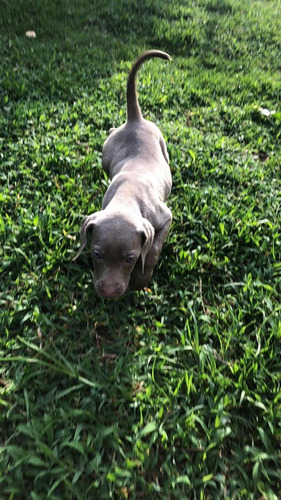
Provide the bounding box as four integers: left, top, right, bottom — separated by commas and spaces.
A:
0, 0, 281, 498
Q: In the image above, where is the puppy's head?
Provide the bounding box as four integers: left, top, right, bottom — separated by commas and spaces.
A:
73, 211, 154, 299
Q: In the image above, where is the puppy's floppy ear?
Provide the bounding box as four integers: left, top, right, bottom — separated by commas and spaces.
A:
140, 218, 155, 274
72, 213, 99, 261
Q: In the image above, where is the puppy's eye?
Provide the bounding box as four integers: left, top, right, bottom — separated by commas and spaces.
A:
94, 250, 103, 260
126, 255, 136, 263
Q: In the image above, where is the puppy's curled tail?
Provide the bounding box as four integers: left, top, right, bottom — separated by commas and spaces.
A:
127, 49, 171, 121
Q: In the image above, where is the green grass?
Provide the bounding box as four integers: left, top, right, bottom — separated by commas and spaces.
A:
1, 0, 281, 498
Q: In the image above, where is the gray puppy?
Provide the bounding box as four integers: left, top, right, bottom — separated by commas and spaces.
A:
73, 50, 172, 299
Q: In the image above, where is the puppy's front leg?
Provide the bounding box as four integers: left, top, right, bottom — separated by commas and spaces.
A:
129, 218, 172, 290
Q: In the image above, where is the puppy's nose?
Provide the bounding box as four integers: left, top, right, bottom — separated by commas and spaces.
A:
99, 284, 124, 299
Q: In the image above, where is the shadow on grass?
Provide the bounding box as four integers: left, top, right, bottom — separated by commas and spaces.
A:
1, 0, 248, 103
1, 0, 189, 102
2, 251, 181, 496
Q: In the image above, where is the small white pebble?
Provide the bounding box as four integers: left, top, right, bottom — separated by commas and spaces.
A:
25, 31, 36, 38
259, 107, 276, 117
